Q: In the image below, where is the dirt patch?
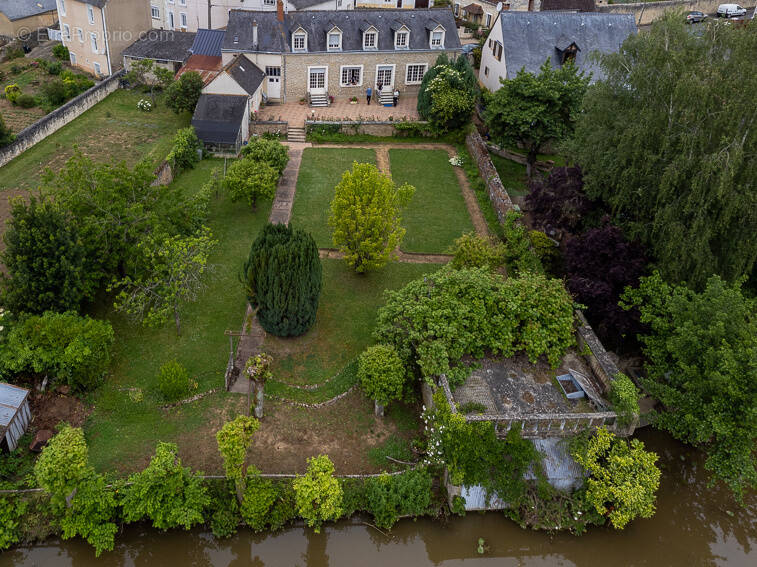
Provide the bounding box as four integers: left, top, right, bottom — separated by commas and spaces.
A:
28, 390, 91, 432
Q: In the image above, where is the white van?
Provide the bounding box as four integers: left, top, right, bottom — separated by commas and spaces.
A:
717, 4, 747, 17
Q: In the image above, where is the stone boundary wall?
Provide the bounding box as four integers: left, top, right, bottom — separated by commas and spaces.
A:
306, 120, 433, 138
574, 309, 621, 393
465, 131, 514, 223
251, 120, 288, 137
598, 0, 756, 25
0, 70, 125, 169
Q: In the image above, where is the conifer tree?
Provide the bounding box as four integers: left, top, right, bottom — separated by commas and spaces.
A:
243, 223, 322, 337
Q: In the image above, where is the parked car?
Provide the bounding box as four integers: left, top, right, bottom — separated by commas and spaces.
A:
686, 11, 708, 23
717, 4, 747, 18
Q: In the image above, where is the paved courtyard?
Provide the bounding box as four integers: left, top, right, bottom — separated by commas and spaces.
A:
256, 95, 420, 126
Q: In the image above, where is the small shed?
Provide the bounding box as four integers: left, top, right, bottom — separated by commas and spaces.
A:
0, 383, 31, 452
191, 94, 250, 153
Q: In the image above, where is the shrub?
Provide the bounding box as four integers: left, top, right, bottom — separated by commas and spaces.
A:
329, 162, 415, 273
165, 71, 203, 113
0, 312, 114, 391
293, 455, 343, 533
528, 230, 559, 271
242, 223, 322, 337
157, 360, 193, 402
52, 44, 70, 60
224, 156, 279, 211
41, 79, 67, 106
502, 210, 542, 276
417, 53, 478, 132
0, 113, 14, 147
267, 482, 297, 531
525, 166, 597, 236
47, 61, 62, 75
357, 344, 407, 408
167, 127, 201, 172
609, 373, 640, 427
240, 138, 289, 175
448, 232, 507, 271
0, 497, 26, 551
571, 428, 660, 529
15, 94, 36, 108
240, 473, 279, 531
207, 481, 240, 538
364, 469, 433, 530
4, 84, 21, 104
376, 268, 575, 387
122, 442, 209, 531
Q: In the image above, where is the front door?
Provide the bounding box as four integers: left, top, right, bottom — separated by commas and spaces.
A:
308, 67, 327, 95
376, 66, 394, 89
266, 66, 281, 99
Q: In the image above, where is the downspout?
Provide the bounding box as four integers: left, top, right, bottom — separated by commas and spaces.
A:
101, 5, 112, 75
208, 0, 212, 29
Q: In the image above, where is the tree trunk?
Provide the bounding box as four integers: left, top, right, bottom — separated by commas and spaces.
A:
174, 306, 181, 336
374, 400, 385, 417
253, 380, 264, 419
526, 146, 538, 179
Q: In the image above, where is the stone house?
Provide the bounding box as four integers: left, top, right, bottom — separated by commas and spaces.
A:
222, 2, 461, 105
56, 0, 152, 76
452, 0, 539, 31
0, 0, 58, 40
122, 29, 196, 74
479, 11, 635, 92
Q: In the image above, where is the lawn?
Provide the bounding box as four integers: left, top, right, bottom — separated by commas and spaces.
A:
85, 158, 271, 473
264, 259, 438, 397
0, 89, 190, 192
389, 149, 475, 254
289, 147, 377, 247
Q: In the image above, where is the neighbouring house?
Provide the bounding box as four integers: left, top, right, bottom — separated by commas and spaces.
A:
175, 28, 225, 84
355, 0, 434, 9
0, 0, 58, 40
453, 0, 540, 32
222, 2, 461, 106
0, 383, 31, 452
122, 29, 196, 74
150, 0, 360, 33
479, 11, 635, 91
56, 0, 152, 76
191, 93, 250, 153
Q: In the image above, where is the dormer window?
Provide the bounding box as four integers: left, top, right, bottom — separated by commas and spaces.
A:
363, 28, 377, 50
328, 27, 342, 51
430, 29, 444, 49
394, 29, 409, 49
293, 29, 307, 52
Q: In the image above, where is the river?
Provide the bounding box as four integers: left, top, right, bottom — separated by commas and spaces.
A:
2, 430, 755, 566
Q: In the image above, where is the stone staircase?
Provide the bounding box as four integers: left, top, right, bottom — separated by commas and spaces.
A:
309, 93, 329, 107
379, 88, 394, 107
287, 126, 306, 142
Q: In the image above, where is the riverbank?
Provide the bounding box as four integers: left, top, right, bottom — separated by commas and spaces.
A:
1, 431, 754, 566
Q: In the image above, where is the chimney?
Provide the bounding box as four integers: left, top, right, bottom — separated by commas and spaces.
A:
252, 19, 258, 48
277, 0, 284, 22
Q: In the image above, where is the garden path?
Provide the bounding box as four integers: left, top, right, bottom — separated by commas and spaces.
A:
269, 141, 312, 225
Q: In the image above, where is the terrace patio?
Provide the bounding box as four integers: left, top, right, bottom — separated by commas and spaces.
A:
255, 95, 420, 126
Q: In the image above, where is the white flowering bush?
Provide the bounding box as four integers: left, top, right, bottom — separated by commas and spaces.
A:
137, 99, 152, 112
449, 154, 464, 167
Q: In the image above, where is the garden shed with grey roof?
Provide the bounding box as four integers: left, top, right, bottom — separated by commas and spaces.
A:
122, 30, 197, 73
0, 383, 31, 452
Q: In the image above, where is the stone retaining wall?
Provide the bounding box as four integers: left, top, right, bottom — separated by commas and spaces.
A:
0, 70, 125, 169
465, 131, 515, 223
574, 310, 621, 393
251, 120, 288, 137
306, 120, 433, 138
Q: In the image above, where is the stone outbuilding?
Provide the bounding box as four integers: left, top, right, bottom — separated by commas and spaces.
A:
122, 29, 196, 74
0, 0, 58, 40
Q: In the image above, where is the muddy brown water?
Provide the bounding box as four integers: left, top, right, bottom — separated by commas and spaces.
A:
2, 430, 755, 566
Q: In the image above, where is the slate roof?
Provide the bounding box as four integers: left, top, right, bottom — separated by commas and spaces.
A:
495, 11, 636, 80
226, 57, 266, 96
290, 0, 332, 8
122, 30, 196, 62
192, 94, 247, 145
191, 28, 226, 57
224, 9, 462, 53
540, 0, 596, 12
0, 0, 57, 21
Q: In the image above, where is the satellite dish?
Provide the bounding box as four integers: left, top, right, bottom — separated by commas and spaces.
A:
496, 2, 503, 11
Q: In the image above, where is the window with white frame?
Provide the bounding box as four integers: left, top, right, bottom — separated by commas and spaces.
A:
430, 30, 444, 48
363, 30, 377, 50
328, 31, 341, 51
151, 5, 160, 19
59, 0, 66, 17
180, 12, 187, 28
77, 27, 83, 42
405, 64, 426, 85
87, 5, 94, 24
340, 66, 362, 86
90, 32, 98, 53
62, 24, 70, 41
486, 13, 492, 27
293, 31, 306, 51
94, 62, 101, 75
395, 30, 408, 49
69, 51, 76, 65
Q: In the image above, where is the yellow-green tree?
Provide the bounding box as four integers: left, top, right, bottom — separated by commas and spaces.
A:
329, 162, 414, 273
216, 415, 260, 504
293, 455, 343, 533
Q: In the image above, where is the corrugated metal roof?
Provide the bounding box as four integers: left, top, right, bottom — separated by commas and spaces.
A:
0, 383, 29, 427
191, 29, 226, 57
